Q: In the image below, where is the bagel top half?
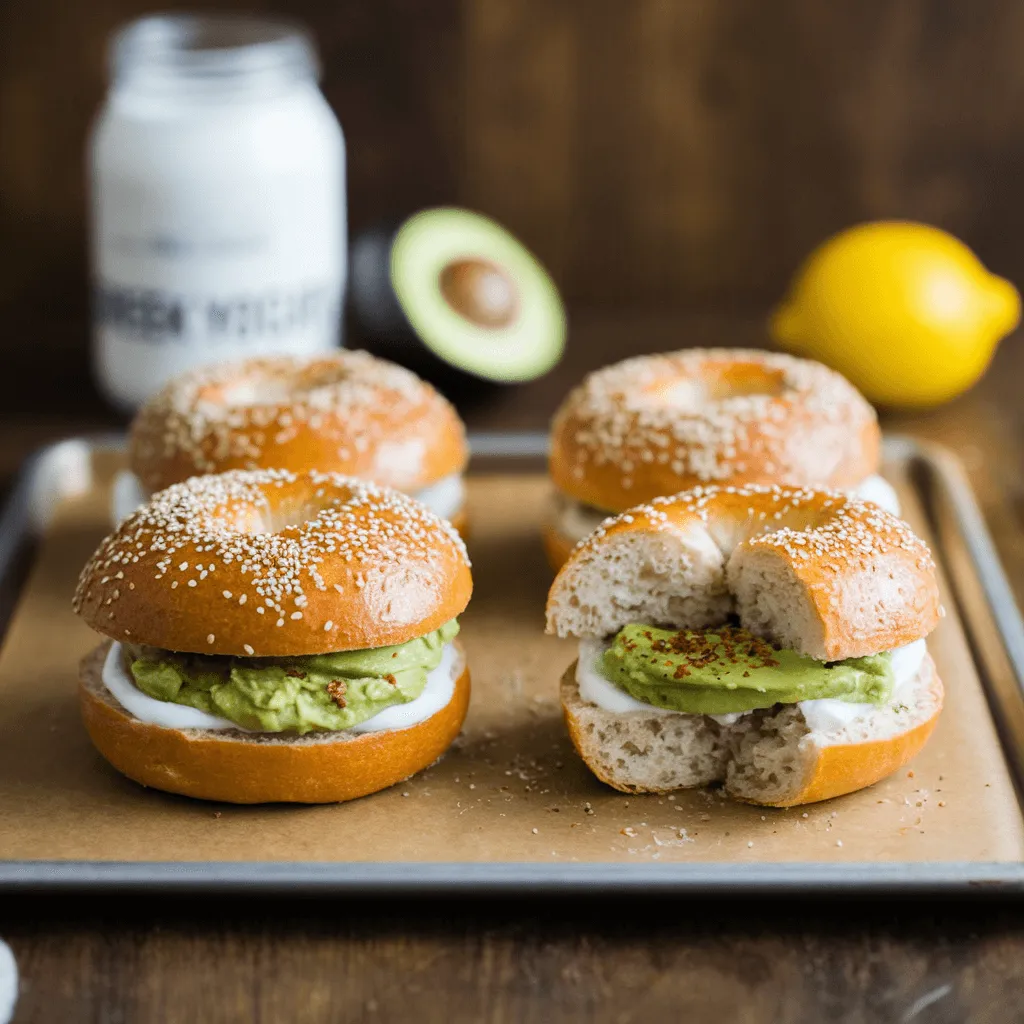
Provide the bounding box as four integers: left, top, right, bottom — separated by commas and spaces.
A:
129, 351, 468, 494
549, 349, 880, 513
546, 484, 941, 662
74, 469, 472, 657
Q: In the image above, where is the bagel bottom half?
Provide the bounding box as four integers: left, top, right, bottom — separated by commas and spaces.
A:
561, 654, 943, 807
79, 642, 470, 804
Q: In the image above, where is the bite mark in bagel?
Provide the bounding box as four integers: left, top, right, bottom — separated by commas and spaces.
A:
546, 484, 943, 806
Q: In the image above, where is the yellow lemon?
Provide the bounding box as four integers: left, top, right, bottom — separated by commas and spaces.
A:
770, 221, 1020, 407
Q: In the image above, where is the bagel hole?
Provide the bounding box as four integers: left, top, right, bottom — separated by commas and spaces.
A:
704, 365, 786, 401
213, 378, 296, 407
204, 362, 350, 408
645, 366, 786, 408
226, 498, 333, 535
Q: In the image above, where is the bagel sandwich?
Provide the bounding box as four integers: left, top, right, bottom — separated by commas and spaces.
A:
114, 350, 469, 532
75, 469, 472, 804
544, 349, 900, 569
546, 485, 943, 807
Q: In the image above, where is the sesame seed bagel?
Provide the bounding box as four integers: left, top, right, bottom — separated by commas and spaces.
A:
79, 641, 471, 804
74, 469, 472, 657
547, 485, 940, 661
549, 349, 880, 514
129, 351, 468, 494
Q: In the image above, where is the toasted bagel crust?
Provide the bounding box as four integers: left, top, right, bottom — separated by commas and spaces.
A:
547, 484, 940, 661
130, 351, 468, 494
550, 349, 880, 513
75, 470, 472, 656
79, 642, 470, 804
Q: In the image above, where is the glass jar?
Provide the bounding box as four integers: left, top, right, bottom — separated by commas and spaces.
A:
89, 14, 346, 410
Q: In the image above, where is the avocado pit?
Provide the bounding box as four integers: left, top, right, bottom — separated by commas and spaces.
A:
439, 258, 519, 330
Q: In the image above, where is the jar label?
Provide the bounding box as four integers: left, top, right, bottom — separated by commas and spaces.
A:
91, 166, 345, 408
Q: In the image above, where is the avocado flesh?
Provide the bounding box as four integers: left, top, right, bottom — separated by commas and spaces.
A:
601, 624, 894, 716
387, 208, 566, 383
127, 620, 459, 734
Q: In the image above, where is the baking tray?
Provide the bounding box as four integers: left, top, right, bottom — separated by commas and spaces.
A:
2, 432, 1024, 895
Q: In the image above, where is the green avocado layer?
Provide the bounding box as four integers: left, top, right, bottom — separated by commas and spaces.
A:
128, 620, 459, 735
600, 624, 893, 715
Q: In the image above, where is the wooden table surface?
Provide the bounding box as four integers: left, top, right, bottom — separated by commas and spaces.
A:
3, 312, 1024, 1023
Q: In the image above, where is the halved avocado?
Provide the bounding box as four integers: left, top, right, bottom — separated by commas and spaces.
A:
350, 208, 566, 384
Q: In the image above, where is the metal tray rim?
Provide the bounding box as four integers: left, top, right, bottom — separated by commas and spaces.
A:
3, 430, 1024, 896
0, 860, 1023, 895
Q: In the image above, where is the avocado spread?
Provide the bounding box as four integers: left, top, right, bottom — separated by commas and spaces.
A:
128, 620, 459, 734
601, 624, 893, 715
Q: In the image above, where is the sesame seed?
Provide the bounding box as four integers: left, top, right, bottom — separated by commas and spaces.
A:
324, 620, 333, 631
223, 590, 232, 599
207, 634, 215, 644
243, 644, 254, 655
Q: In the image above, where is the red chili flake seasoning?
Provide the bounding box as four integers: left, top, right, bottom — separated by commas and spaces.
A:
326, 679, 348, 708
650, 625, 780, 674
285, 668, 307, 679
385, 674, 398, 687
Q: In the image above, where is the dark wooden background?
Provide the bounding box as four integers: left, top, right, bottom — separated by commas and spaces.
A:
5, 0, 1024, 329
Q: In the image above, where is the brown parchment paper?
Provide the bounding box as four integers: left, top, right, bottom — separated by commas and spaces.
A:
0, 453, 1021, 865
